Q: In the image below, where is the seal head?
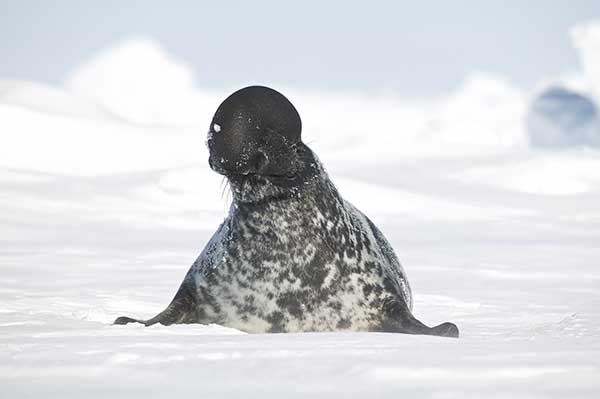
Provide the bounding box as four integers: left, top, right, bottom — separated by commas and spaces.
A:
208, 86, 301, 177
207, 86, 314, 204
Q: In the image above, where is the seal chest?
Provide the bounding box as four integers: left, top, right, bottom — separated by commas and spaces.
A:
192, 177, 409, 333
114, 86, 459, 338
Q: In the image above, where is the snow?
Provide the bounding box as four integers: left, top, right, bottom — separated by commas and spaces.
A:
572, 21, 600, 102
2, 33, 600, 398
63, 37, 206, 127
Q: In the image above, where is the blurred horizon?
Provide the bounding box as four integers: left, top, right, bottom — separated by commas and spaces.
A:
2, 0, 600, 95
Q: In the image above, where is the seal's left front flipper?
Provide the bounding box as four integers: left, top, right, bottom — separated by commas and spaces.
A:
430, 321, 459, 338
378, 300, 459, 338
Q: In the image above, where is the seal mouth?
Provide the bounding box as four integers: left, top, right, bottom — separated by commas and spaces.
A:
225, 171, 298, 183
209, 159, 296, 181
209, 154, 297, 179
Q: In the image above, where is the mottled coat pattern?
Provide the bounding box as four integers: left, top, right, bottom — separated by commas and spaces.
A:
185, 150, 412, 333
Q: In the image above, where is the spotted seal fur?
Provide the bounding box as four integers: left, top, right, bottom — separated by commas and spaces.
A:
115, 86, 459, 338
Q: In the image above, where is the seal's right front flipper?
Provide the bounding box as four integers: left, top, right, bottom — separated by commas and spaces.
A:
113, 276, 199, 327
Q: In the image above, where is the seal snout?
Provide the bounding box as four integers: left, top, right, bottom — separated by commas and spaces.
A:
208, 151, 270, 177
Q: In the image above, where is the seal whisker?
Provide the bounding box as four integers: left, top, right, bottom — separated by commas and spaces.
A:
224, 180, 232, 209
220, 176, 233, 212
220, 176, 228, 199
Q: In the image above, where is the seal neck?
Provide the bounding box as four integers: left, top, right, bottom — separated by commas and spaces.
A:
229, 167, 344, 227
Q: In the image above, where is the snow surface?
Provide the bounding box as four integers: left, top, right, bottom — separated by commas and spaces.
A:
2, 33, 600, 398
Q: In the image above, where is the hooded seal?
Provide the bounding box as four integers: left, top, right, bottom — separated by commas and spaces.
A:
115, 86, 459, 338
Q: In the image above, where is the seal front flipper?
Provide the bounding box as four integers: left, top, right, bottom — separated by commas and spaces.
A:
378, 300, 459, 338
113, 275, 198, 326
113, 316, 145, 325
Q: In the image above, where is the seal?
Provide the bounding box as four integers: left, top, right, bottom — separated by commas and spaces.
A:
115, 86, 459, 338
